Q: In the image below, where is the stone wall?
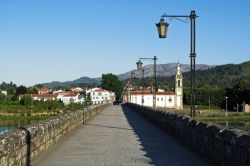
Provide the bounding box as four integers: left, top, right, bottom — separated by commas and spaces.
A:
125, 103, 250, 166
0, 103, 110, 166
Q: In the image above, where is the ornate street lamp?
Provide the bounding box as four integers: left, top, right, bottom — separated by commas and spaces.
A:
156, 10, 198, 117
136, 60, 143, 70
136, 60, 145, 106
130, 71, 136, 103
137, 56, 157, 108
225, 96, 228, 116
131, 71, 136, 78
156, 18, 169, 38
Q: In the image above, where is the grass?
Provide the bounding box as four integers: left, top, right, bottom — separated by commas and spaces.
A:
0, 115, 53, 121
195, 114, 250, 132
195, 113, 250, 122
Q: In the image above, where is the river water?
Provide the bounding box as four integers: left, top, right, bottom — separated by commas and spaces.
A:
213, 121, 250, 132
0, 120, 32, 135
1, 120, 250, 135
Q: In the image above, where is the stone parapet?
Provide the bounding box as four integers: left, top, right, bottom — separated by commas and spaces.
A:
125, 103, 250, 166
0, 103, 110, 166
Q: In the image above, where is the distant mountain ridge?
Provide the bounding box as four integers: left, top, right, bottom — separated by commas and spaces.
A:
39, 63, 213, 88
40, 77, 100, 89
118, 63, 212, 80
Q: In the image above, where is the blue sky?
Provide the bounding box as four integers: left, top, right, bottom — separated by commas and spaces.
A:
0, 0, 249, 86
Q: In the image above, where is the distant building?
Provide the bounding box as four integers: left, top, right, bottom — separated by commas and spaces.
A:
53, 89, 64, 94
70, 87, 84, 93
36, 87, 51, 94
129, 90, 177, 109
87, 88, 116, 105
31, 93, 58, 101
0, 90, 7, 95
58, 93, 84, 105
124, 63, 183, 110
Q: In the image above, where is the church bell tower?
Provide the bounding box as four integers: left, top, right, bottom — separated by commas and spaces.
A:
175, 62, 183, 110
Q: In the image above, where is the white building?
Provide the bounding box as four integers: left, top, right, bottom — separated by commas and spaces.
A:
126, 63, 183, 110
32, 91, 84, 105
31, 94, 58, 101
58, 93, 84, 105
71, 87, 84, 93
87, 88, 115, 105
0, 90, 7, 95
130, 90, 177, 109
53, 89, 64, 94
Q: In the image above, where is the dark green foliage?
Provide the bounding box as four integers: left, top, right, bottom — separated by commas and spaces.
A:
39, 77, 100, 89
19, 95, 32, 106
225, 80, 250, 111
0, 81, 17, 95
27, 87, 38, 94
15, 85, 28, 96
101, 73, 123, 100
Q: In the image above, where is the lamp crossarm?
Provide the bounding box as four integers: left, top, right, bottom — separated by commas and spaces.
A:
140, 57, 158, 61
162, 14, 199, 18
140, 58, 153, 60
161, 14, 199, 23
162, 14, 189, 18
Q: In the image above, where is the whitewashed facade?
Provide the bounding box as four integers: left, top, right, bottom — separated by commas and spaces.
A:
127, 63, 183, 110
0, 90, 7, 95
130, 90, 177, 109
87, 88, 116, 105
31, 94, 58, 101
58, 93, 84, 105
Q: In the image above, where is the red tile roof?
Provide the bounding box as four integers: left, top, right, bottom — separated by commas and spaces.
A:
36, 87, 50, 92
94, 89, 109, 92
130, 90, 175, 95
63, 93, 78, 97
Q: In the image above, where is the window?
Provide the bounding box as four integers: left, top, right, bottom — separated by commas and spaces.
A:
98, 92, 101, 96
157, 98, 159, 101
161, 98, 163, 101
178, 80, 180, 87
169, 97, 172, 103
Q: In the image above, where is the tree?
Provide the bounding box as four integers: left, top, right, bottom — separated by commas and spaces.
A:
101, 73, 123, 100
16, 85, 28, 96
0, 81, 17, 95
27, 87, 38, 94
20, 95, 32, 106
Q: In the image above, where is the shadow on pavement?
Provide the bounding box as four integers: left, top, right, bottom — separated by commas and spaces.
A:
121, 104, 212, 166
85, 123, 133, 131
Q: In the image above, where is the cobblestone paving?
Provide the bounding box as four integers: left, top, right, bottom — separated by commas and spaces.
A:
33, 105, 212, 166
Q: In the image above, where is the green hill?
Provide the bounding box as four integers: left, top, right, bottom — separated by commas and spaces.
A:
153, 61, 250, 89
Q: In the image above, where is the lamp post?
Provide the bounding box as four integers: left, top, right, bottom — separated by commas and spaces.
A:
209, 97, 211, 112
156, 10, 198, 117
225, 96, 228, 116
137, 56, 157, 108
136, 60, 145, 106
130, 71, 136, 103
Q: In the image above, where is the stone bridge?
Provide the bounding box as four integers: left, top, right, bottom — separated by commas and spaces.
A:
1, 103, 250, 166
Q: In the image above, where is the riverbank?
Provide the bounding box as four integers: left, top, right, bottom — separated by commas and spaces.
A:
196, 114, 250, 122
173, 108, 250, 132
0, 115, 54, 121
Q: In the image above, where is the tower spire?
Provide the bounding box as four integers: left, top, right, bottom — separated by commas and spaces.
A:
175, 61, 183, 110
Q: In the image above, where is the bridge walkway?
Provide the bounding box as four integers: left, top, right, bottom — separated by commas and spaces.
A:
33, 105, 212, 166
